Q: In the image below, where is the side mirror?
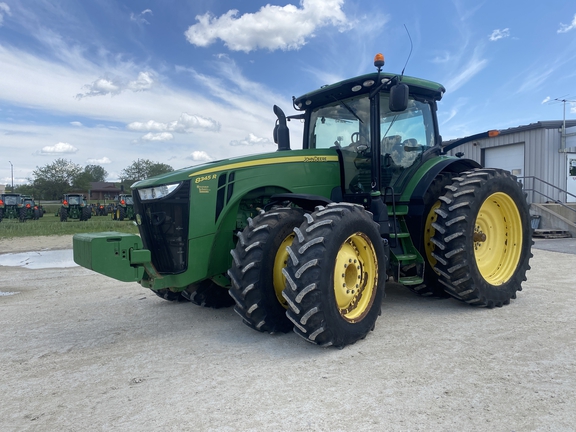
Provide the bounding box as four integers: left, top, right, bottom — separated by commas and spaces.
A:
389, 83, 409, 112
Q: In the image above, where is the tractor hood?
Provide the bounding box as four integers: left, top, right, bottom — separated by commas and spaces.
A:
130, 149, 340, 189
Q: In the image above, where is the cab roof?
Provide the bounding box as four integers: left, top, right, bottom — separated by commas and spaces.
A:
293, 72, 445, 111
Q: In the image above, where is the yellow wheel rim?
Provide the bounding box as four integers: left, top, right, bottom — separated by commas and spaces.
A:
424, 200, 441, 272
474, 192, 523, 285
333, 233, 378, 322
272, 233, 295, 308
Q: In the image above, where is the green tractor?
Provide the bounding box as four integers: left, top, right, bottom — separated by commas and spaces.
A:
58, 193, 91, 222
0, 193, 25, 222
21, 195, 41, 220
73, 54, 532, 348
110, 194, 135, 221
95, 203, 108, 216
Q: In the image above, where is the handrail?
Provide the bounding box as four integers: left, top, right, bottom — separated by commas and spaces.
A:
518, 175, 576, 216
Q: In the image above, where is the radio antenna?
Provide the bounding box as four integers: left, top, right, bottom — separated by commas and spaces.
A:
401, 24, 413, 77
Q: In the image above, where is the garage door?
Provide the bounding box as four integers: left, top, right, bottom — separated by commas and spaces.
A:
484, 143, 525, 176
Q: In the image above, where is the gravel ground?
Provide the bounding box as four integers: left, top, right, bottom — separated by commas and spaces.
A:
0, 236, 575, 431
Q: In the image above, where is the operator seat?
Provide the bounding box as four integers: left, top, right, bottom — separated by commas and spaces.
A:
381, 135, 402, 188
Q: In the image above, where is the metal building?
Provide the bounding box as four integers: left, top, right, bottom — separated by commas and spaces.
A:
445, 120, 576, 204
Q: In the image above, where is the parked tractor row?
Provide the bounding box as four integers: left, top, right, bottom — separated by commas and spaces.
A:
90, 195, 136, 220
0, 192, 136, 223
0, 193, 44, 222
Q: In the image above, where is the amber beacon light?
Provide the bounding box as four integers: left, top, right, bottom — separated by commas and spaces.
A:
374, 53, 385, 69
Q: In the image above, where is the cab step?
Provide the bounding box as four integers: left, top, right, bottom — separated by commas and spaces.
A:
395, 253, 417, 261
389, 232, 410, 239
398, 276, 424, 286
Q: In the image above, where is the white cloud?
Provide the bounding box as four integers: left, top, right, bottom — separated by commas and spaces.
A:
431, 52, 452, 64
558, 14, 576, 33
131, 9, 153, 25
489, 28, 510, 41
0, 2, 10, 26
444, 55, 488, 92
40, 142, 78, 154
189, 151, 213, 162
230, 133, 274, 147
571, 102, 576, 114
86, 157, 112, 164
141, 132, 174, 141
127, 72, 155, 92
185, 0, 349, 52
0, 37, 289, 183
127, 113, 221, 133
70, 121, 83, 127
76, 71, 155, 99
542, 96, 551, 104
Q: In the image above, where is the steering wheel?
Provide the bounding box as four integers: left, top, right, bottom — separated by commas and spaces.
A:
351, 132, 360, 146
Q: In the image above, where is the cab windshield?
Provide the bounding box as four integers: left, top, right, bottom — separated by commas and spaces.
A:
308, 92, 435, 193
309, 94, 370, 150
3, 195, 21, 205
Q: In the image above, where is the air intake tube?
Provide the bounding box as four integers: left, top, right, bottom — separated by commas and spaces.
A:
273, 105, 291, 151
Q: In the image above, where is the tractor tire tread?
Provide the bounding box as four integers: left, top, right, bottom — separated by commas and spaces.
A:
431, 168, 532, 308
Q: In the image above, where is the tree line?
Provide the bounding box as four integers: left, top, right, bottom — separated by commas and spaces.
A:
6, 158, 173, 200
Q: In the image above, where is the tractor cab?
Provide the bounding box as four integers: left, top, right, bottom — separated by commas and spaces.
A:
293, 55, 445, 206
304, 90, 438, 197
1, 193, 23, 206
0, 193, 24, 222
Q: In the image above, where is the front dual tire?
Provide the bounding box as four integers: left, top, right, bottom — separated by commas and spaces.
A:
228, 207, 305, 333
282, 203, 385, 347
229, 203, 386, 348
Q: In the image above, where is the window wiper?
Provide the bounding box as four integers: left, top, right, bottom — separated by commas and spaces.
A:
332, 96, 363, 124
381, 114, 399, 140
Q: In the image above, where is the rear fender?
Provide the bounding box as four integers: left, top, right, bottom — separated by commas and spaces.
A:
400, 157, 480, 211
400, 157, 480, 252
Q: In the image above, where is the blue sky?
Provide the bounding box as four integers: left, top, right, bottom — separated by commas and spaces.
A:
1, 0, 575, 185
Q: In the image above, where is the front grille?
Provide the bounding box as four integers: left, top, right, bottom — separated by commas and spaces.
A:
133, 181, 190, 274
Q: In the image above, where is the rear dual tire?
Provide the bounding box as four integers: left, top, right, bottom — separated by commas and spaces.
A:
430, 169, 532, 307
410, 172, 454, 298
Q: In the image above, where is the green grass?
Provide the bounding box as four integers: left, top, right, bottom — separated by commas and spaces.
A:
0, 214, 139, 238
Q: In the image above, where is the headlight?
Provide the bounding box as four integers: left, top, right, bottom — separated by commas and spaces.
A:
138, 182, 182, 201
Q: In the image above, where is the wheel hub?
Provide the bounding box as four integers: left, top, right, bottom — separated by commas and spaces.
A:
273, 232, 295, 308
333, 233, 378, 322
474, 192, 523, 285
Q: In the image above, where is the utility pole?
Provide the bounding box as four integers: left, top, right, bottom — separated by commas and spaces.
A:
8, 160, 13, 190
562, 99, 566, 151
554, 98, 576, 152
